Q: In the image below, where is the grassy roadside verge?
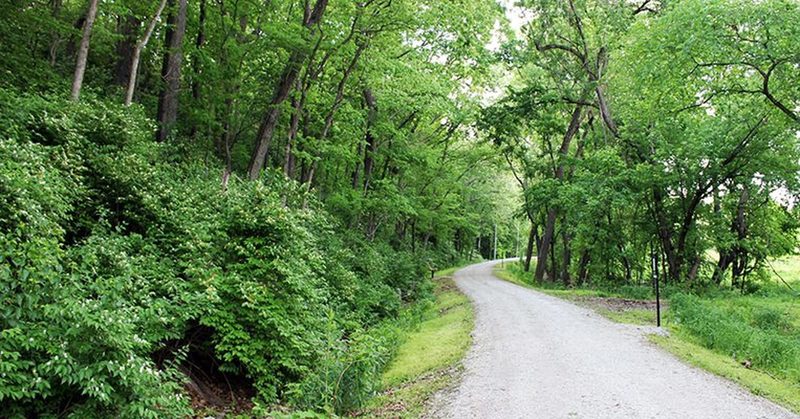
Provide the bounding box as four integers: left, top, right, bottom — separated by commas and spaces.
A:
650, 333, 800, 413
493, 262, 800, 415
359, 268, 474, 418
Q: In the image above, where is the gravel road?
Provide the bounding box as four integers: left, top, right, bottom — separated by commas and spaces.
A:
430, 260, 798, 419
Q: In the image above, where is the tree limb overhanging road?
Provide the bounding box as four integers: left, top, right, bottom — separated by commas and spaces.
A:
430, 261, 798, 419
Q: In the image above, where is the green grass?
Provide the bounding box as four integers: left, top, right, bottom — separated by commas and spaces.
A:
766, 255, 800, 285
381, 288, 471, 386
492, 263, 532, 289
361, 274, 474, 418
596, 307, 658, 325
651, 333, 800, 414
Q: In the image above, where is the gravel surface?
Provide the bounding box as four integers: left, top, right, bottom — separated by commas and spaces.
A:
429, 260, 798, 419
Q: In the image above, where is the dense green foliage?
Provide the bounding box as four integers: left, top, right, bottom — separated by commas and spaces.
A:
0, 0, 511, 416
487, 0, 800, 291
485, 0, 800, 389
3, 0, 799, 415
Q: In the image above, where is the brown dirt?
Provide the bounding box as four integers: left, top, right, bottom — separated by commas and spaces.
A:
572, 296, 668, 313
184, 366, 255, 417
154, 324, 256, 417
355, 366, 460, 418
435, 276, 458, 293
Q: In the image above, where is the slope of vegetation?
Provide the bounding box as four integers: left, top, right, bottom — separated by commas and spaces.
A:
0, 0, 514, 417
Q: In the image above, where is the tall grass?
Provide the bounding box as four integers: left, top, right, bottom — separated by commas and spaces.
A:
670, 293, 800, 383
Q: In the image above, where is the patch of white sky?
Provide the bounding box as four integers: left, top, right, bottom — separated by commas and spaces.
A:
480, 1, 532, 105
499, 0, 532, 35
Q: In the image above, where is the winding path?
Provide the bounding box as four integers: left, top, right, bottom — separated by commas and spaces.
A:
431, 260, 797, 419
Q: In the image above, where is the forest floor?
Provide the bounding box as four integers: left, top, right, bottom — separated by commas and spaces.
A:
429, 260, 797, 419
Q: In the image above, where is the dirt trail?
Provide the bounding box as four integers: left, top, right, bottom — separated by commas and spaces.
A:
429, 260, 798, 419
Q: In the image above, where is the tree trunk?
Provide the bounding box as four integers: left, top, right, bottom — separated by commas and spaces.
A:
577, 249, 590, 285
362, 88, 378, 192
247, 0, 329, 179
620, 247, 632, 283
687, 256, 701, 283
284, 91, 302, 179
125, 0, 168, 106
524, 224, 536, 272
301, 40, 368, 188
113, 15, 140, 86
48, 0, 64, 67
192, 0, 206, 102
652, 187, 681, 282
189, 0, 207, 137
247, 54, 305, 180
535, 104, 583, 282
220, 96, 235, 192
731, 186, 750, 286
561, 228, 572, 286
548, 231, 558, 281
156, 0, 188, 141
319, 43, 366, 141
70, 0, 100, 101
712, 252, 734, 285
351, 141, 363, 189
717, 186, 750, 287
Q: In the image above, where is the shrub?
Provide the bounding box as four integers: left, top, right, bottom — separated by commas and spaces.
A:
0, 90, 195, 417
286, 318, 401, 415
0, 88, 439, 416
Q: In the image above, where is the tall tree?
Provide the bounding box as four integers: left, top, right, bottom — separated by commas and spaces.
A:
70, 0, 100, 101
156, 0, 188, 141
246, 0, 329, 180
124, 0, 168, 106
113, 14, 140, 86
361, 87, 378, 192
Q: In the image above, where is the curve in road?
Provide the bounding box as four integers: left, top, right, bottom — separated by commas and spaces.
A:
431, 260, 798, 419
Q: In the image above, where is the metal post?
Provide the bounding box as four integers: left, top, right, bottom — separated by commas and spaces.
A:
493, 223, 498, 260
651, 243, 661, 327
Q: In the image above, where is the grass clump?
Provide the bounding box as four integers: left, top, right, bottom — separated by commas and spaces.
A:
596, 308, 658, 325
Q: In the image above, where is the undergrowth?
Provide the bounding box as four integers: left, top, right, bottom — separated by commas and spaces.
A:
361, 276, 474, 418
0, 88, 456, 417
